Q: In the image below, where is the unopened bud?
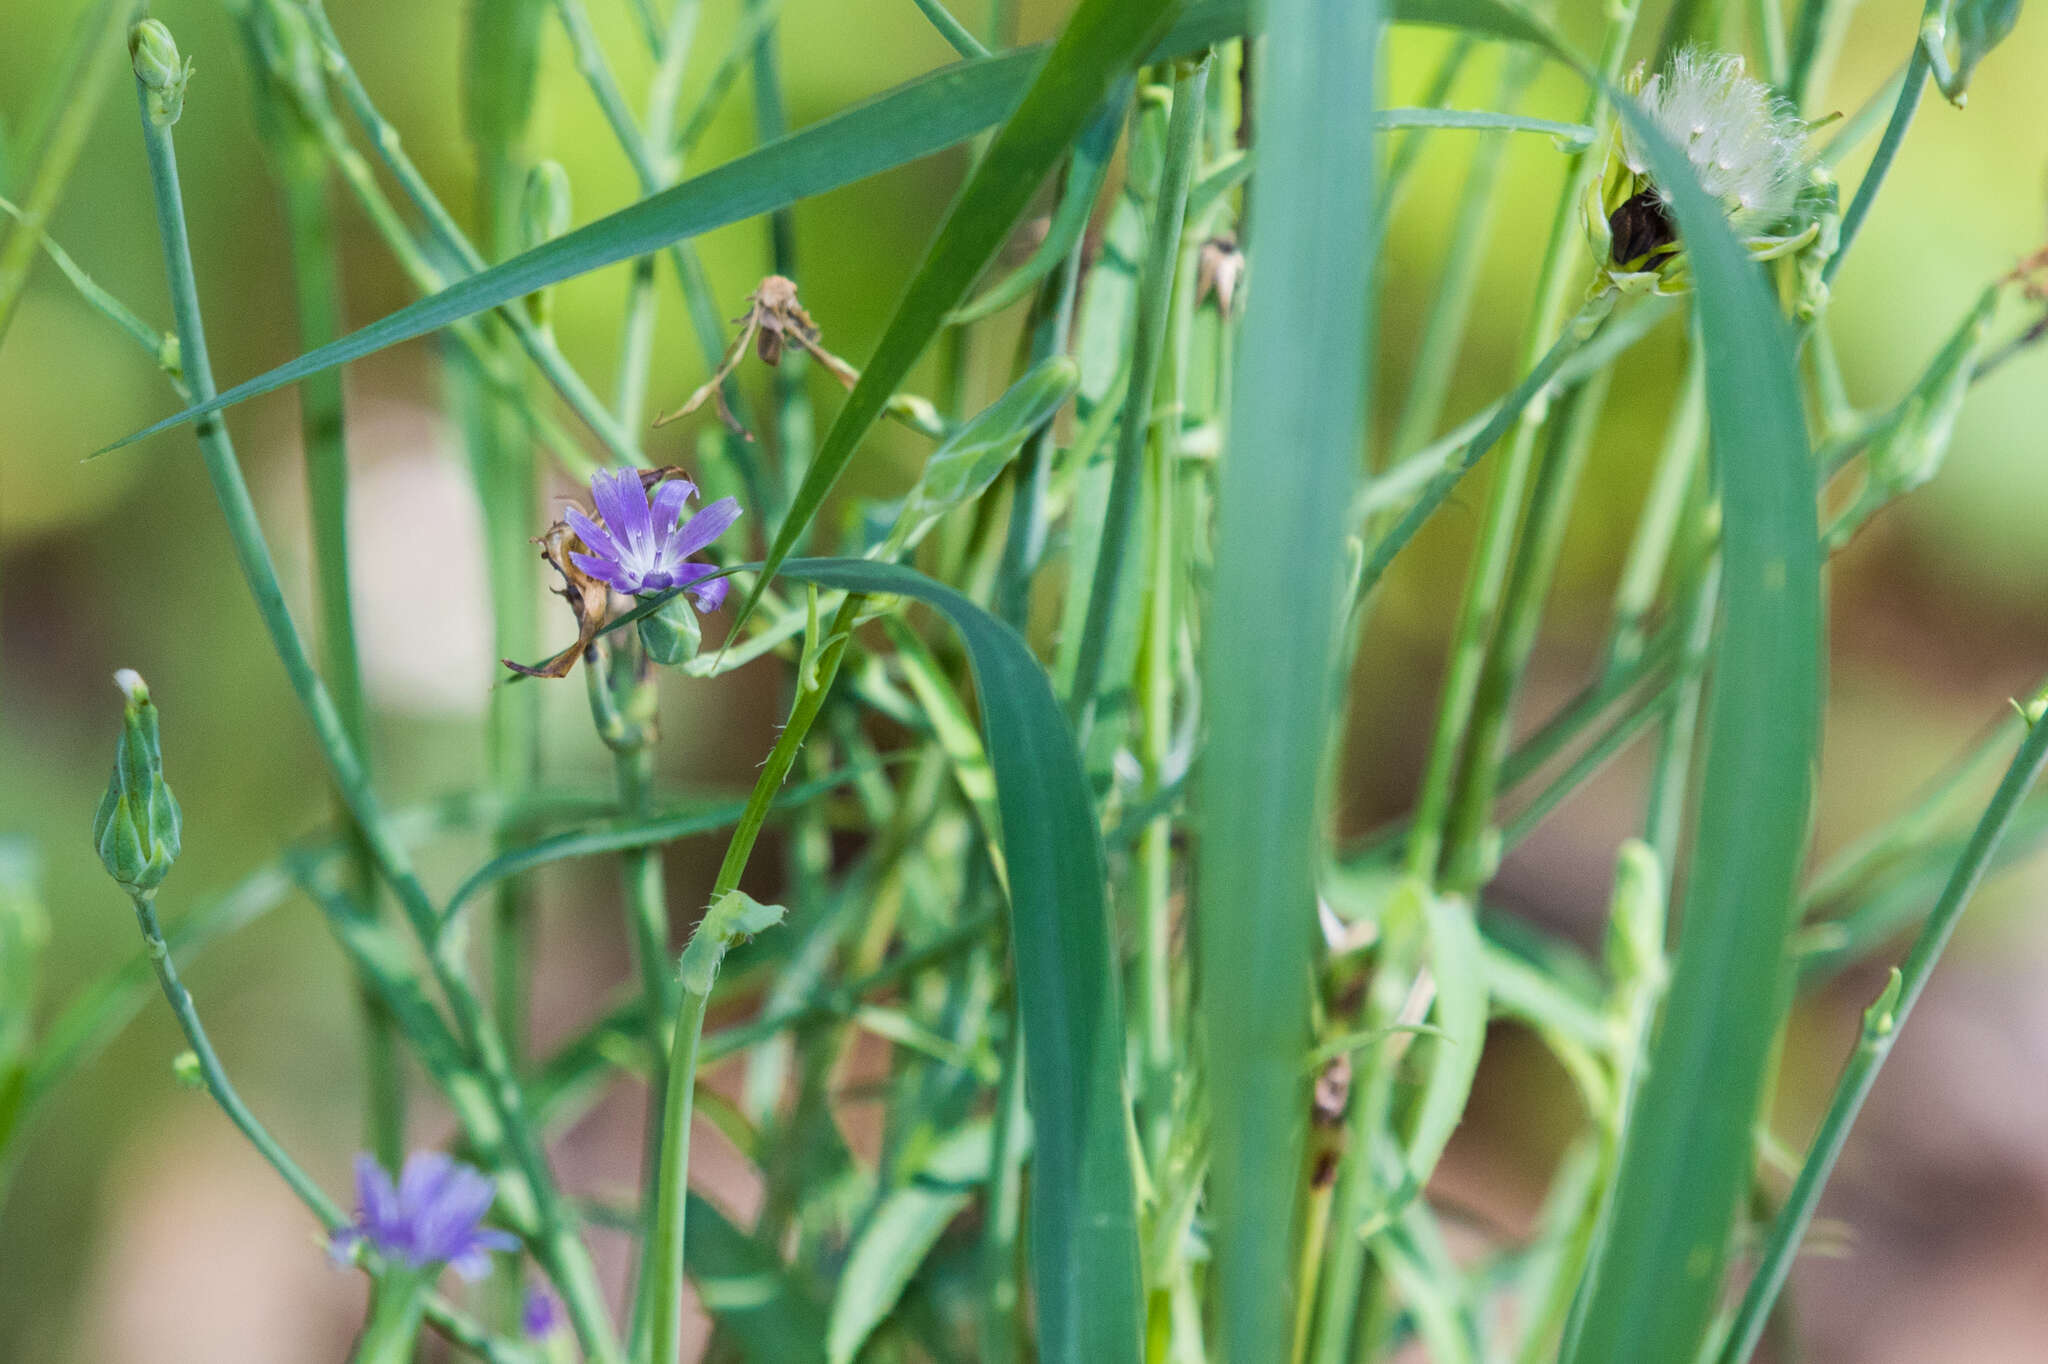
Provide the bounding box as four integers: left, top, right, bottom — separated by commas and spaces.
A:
522, 161, 573, 248
92, 670, 182, 896
638, 592, 702, 667
130, 21, 196, 128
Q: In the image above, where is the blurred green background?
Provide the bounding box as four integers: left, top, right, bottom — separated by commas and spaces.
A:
3, 1, 2047, 1359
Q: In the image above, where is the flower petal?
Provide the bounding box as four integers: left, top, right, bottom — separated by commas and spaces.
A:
589, 468, 653, 551
648, 477, 697, 534
563, 505, 624, 564
668, 496, 742, 559
572, 551, 641, 595
396, 1151, 458, 1217
680, 563, 728, 611
354, 1154, 399, 1236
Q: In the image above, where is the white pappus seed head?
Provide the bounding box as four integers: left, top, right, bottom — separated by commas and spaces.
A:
1621, 47, 1808, 232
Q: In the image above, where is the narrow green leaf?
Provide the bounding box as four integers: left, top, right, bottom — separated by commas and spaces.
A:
96, 0, 1576, 460
686, 1191, 830, 1364
1405, 890, 1487, 1183
1196, 4, 1378, 1364
1562, 65, 1824, 1364
826, 1121, 995, 1364
736, 0, 1184, 635
776, 557, 1140, 1364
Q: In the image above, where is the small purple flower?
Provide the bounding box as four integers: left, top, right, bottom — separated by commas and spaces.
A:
564, 468, 740, 609
328, 1152, 518, 1281
521, 1286, 561, 1340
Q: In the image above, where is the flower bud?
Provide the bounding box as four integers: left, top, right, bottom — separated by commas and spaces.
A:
522, 161, 573, 249
130, 21, 196, 128
92, 670, 182, 897
171, 1049, 205, 1090
638, 592, 702, 667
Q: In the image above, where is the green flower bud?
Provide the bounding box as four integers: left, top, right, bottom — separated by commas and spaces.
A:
638, 593, 702, 667
522, 161, 573, 249
520, 161, 572, 327
92, 670, 182, 897
130, 21, 196, 128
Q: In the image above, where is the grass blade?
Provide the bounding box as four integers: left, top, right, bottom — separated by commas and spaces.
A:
1195, 2, 1378, 1362
1560, 73, 1825, 1364
735, 0, 1184, 633
827, 1121, 994, 1364
777, 557, 1140, 1364
96, 0, 1573, 460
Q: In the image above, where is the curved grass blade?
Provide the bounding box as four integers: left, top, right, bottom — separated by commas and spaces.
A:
1195, 1, 1378, 1361
827, 1120, 995, 1364
1560, 61, 1824, 1364
776, 556, 1139, 1364
949, 88, 1127, 325
736, 0, 1184, 634
96, 0, 1575, 461
439, 766, 865, 924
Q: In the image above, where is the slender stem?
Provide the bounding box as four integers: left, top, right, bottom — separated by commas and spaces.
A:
978, 1026, 1030, 1364
1604, 351, 1705, 677
133, 82, 620, 1364
909, 0, 991, 58
646, 957, 715, 1364
276, 131, 407, 1169
997, 233, 1086, 625
0, 0, 129, 345
1441, 368, 1615, 892
1382, 49, 1539, 466
550, 0, 755, 443
1402, 0, 1642, 883
614, 740, 678, 1351
1069, 57, 1208, 729
353, 1273, 430, 1364
128, 889, 345, 1223
125, 887, 507, 1362
644, 594, 863, 1363
1824, 0, 1942, 288
300, 0, 646, 466
1720, 710, 2048, 1364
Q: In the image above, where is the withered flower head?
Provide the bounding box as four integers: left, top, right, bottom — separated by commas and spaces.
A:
653, 275, 859, 439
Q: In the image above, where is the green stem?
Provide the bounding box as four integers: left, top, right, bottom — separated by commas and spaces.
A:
614, 741, 677, 1352
354, 1272, 430, 1364
550, 0, 756, 444
1069, 56, 1208, 728
300, 0, 646, 467
1402, 0, 1642, 882
1604, 352, 1705, 677
1719, 709, 2048, 1364
125, 887, 507, 1362
0, 0, 129, 344
1441, 368, 1614, 892
910, 0, 992, 57
978, 1025, 1030, 1364
645, 594, 863, 1363
276, 129, 406, 1169
133, 81, 620, 1364
1382, 48, 1540, 466
1824, 0, 1942, 288
128, 889, 345, 1224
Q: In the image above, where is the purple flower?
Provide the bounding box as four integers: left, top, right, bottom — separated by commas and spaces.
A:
521, 1286, 561, 1340
564, 468, 740, 608
328, 1152, 518, 1281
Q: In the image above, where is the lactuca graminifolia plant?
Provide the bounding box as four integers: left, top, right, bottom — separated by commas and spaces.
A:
2, 3, 2045, 1362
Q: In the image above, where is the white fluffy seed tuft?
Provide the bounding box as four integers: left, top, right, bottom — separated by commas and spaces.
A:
1622, 48, 1808, 232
